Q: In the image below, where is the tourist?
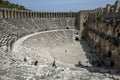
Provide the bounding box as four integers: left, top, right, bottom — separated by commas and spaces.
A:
34, 60, 38, 66
24, 57, 27, 62
78, 61, 81, 66
52, 60, 57, 68
65, 49, 67, 53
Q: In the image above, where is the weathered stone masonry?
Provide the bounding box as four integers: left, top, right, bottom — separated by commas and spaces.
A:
80, 0, 120, 71
0, 0, 120, 71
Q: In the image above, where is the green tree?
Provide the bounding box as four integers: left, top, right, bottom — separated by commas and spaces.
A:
0, 0, 4, 4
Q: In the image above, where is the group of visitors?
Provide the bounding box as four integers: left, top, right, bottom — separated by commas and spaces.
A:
24, 57, 38, 66
24, 57, 57, 68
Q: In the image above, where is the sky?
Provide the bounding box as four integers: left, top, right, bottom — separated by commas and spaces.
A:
9, 0, 116, 12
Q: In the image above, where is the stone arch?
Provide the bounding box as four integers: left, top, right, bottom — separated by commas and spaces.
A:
118, 33, 120, 38
75, 37, 80, 41
110, 61, 115, 67
107, 50, 112, 57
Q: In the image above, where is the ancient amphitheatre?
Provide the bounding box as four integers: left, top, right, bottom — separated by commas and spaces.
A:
0, 0, 120, 80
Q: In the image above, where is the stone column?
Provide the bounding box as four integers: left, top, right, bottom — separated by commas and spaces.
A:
115, 0, 120, 13
37, 12, 39, 18
32, 12, 34, 18
59, 12, 61, 18
9, 10, 11, 18
0, 9, 1, 18
65, 13, 67, 18
13, 10, 15, 18
53, 13, 54, 18
46, 12, 48, 18
106, 4, 111, 14
21, 11, 23, 18
43, 12, 45, 18
17, 11, 20, 18
57, 12, 58, 18
57, 13, 59, 18
48, 12, 50, 18
70, 12, 72, 18
41, 12, 42, 18
16, 11, 18, 18
6, 10, 8, 18
31, 12, 34, 18
35, 12, 37, 18
11, 10, 14, 18
39, 12, 41, 18
9, 10, 12, 18
41, 12, 43, 18
68, 12, 70, 18
2, 9, 4, 18
71, 13, 73, 18
26, 11, 29, 18
22, 11, 25, 18
61, 12, 62, 18
28, 11, 30, 18
3, 9, 7, 18
36, 12, 39, 18
15, 11, 17, 18
62, 13, 64, 18
18, 11, 21, 18
67, 12, 69, 18
51, 12, 53, 18
39, 12, 40, 18
65, 12, 68, 18
29, 11, 32, 18
44, 12, 46, 18
34, 12, 36, 18
30, 12, 33, 18
63, 12, 66, 18
49, 12, 50, 18
51, 13, 53, 18
61, 12, 63, 18
51, 12, 52, 18
26, 12, 29, 18
5, 10, 8, 18
19, 11, 21, 18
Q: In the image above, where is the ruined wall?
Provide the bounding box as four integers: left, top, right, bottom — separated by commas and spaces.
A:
81, 0, 120, 71
78, 10, 91, 35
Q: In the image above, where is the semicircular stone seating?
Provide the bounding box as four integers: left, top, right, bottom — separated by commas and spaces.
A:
12, 29, 90, 66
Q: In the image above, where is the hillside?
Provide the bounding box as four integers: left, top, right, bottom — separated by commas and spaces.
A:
0, 0, 27, 10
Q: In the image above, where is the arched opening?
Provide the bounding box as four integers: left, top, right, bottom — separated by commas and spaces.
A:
76, 33, 78, 35
107, 51, 112, 57
66, 27, 69, 29
110, 61, 115, 67
81, 35, 84, 39
75, 37, 79, 41
118, 33, 120, 38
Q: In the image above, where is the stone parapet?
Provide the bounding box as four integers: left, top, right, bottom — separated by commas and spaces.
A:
0, 8, 78, 19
